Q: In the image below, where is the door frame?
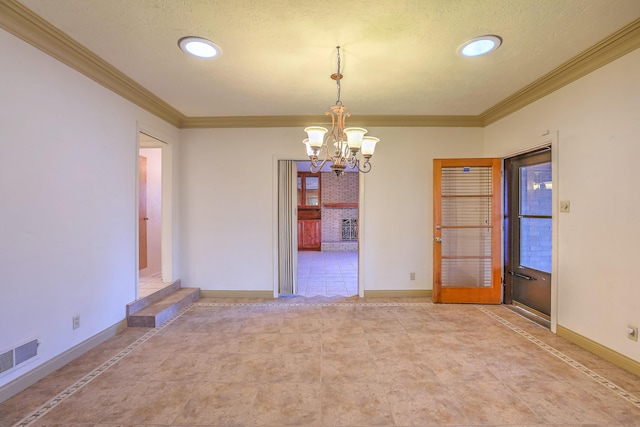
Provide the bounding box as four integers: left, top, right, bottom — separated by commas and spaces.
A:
500, 132, 559, 332
136, 126, 176, 300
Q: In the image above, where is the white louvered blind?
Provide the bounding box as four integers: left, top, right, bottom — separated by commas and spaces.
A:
440, 166, 493, 288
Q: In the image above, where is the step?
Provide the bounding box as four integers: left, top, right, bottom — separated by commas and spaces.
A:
127, 287, 200, 327
127, 280, 183, 317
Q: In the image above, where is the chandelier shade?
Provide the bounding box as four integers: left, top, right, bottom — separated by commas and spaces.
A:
301, 47, 380, 176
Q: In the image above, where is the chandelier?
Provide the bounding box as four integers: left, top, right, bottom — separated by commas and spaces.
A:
302, 46, 379, 177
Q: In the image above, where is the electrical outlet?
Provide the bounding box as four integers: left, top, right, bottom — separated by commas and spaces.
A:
628, 325, 638, 342
410, 272, 416, 280
72, 315, 80, 330
559, 200, 571, 213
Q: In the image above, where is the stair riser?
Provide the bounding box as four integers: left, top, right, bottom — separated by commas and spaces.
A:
127, 289, 200, 328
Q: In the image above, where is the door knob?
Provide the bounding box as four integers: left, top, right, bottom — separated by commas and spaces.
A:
434, 237, 442, 243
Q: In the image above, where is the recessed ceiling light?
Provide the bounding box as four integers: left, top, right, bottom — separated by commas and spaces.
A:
458, 35, 502, 57
178, 36, 220, 58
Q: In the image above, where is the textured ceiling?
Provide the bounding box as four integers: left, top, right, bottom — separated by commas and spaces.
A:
15, 0, 640, 118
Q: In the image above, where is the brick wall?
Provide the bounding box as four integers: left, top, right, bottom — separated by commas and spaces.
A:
321, 172, 358, 251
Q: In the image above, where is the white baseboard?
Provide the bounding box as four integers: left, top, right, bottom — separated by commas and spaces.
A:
0, 319, 127, 404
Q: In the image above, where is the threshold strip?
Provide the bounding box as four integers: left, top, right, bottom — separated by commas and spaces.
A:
478, 306, 640, 410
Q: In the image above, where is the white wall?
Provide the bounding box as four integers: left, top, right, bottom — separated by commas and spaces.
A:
484, 49, 640, 362
178, 127, 483, 293
0, 29, 179, 390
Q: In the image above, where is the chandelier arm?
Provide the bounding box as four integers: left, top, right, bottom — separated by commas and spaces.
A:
346, 155, 358, 169
357, 158, 372, 173
310, 152, 330, 172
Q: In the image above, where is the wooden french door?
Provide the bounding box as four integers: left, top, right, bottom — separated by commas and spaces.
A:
433, 158, 501, 303
138, 155, 148, 270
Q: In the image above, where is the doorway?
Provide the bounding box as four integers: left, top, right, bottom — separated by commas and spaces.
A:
296, 162, 359, 297
504, 148, 552, 325
138, 132, 171, 298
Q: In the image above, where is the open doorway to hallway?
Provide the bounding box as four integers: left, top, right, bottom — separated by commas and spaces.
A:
296, 162, 359, 297
138, 132, 171, 298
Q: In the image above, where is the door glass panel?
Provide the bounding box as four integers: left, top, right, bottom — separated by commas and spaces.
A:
518, 161, 552, 273
520, 163, 552, 216
440, 165, 493, 288
441, 197, 491, 226
442, 258, 491, 287
305, 176, 319, 206
442, 228, 491, 258
520, 218, 552, 273
297, 176, 302, 206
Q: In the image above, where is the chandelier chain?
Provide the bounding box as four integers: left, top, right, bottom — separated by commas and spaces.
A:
335, 46, 342, 106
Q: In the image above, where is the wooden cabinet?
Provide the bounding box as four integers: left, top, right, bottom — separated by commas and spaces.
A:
298, 219, 321, 250
297, 172, 322, 251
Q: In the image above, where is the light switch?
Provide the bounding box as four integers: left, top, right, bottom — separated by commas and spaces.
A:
559, 200, 570, 213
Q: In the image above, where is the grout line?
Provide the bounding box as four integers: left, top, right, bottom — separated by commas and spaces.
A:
478, 306, 640, 410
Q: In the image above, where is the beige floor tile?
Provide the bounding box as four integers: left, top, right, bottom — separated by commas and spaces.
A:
446, 380, 544, 425
321, 382, 394, 426
171, 382, 258, 425
207, 353, 269, 382
321, 318, 365, 334
373, 352, 437, 383
279, 317, 323, 334
270, 332, 322, 353
384, 381, 467, 426
424, 350, 500, 382
359, 317, 406, 333
99, 381, 192, 425
366, 332, 417, 353
261, 353, 321, 383
322, 332, 370, 353
322, 353, 380, 383
247, 383, 322, 426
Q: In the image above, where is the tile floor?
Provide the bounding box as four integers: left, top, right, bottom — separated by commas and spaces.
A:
2, 297, 640, 427
140, 272, 174, 298
297, 251, 358, 297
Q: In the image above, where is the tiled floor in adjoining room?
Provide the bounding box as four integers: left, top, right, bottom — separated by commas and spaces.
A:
297, 250, 358, 297
139, 272, 174, 298
2, 297, 640, 427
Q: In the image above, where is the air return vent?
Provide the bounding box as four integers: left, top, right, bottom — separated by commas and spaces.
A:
0, 350, 13, 374
0, 339, 39, 375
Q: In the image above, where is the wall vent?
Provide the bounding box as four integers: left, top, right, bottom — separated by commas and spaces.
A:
0, 350, 14, 374
0, 339, 39, 376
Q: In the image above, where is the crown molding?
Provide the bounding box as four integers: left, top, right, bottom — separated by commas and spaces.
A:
480, 17, 640, 126
0, 0, 186, 128
181, 114, 483, 128
2, 0, 639, 130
